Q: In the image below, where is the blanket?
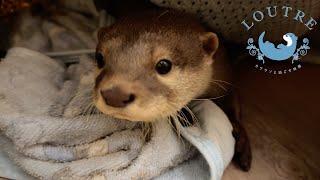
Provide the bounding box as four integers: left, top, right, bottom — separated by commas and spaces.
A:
0, 47, 235, 180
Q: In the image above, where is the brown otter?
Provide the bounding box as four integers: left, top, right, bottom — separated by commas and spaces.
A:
94, 9, 251, 171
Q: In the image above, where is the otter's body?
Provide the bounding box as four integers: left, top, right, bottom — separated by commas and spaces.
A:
94, 9, 251, 171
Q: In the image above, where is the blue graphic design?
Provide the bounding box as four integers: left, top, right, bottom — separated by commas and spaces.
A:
259, 32, 297, 61
246, 32, 310, 64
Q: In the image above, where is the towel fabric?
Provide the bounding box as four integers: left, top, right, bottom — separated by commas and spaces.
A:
0, 47, 234, 179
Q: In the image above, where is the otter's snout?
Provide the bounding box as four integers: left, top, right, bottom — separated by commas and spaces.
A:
100, 87, 136, 108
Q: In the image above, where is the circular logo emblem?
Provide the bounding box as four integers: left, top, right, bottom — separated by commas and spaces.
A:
241, 6, 317, 74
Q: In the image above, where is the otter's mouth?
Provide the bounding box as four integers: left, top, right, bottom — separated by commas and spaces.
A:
95, 89, 196, 124
94, 93, 192, 122
94, 92, 138, 121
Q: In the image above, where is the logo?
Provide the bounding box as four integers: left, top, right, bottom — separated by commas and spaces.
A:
241, 6, 317, 74
246, 31, 310, 64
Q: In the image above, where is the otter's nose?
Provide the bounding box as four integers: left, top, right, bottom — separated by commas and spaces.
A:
101, 87, 135, 108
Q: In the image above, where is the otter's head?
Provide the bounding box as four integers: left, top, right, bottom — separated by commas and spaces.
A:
283, 32, 298, 46
94, 10, 219, 121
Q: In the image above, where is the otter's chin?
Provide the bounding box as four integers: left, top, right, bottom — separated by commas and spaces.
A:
110, 113, 167, 122
96, 106, 171, 122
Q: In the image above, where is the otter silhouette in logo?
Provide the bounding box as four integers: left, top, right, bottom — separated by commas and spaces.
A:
258, 31, 298, 61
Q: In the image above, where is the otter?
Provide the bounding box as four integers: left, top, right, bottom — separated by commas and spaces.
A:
94, 9, 251, 171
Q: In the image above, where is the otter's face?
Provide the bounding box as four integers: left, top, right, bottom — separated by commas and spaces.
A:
94, 30, 219, 122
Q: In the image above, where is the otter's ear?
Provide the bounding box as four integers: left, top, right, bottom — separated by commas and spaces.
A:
200, 32, 219, 56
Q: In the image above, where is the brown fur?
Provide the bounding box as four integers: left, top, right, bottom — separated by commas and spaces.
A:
95, 10, 215, 121
94, 9, 251, 170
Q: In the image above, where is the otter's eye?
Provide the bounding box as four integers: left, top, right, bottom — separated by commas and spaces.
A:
155, 59, 172, 75
95, 52, 105, 69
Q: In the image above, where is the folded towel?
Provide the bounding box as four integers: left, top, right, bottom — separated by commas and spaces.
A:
0, 47, 235, 180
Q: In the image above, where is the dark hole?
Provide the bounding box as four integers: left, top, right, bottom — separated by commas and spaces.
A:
123, 94, 135, 104
0, 50, 6, 58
